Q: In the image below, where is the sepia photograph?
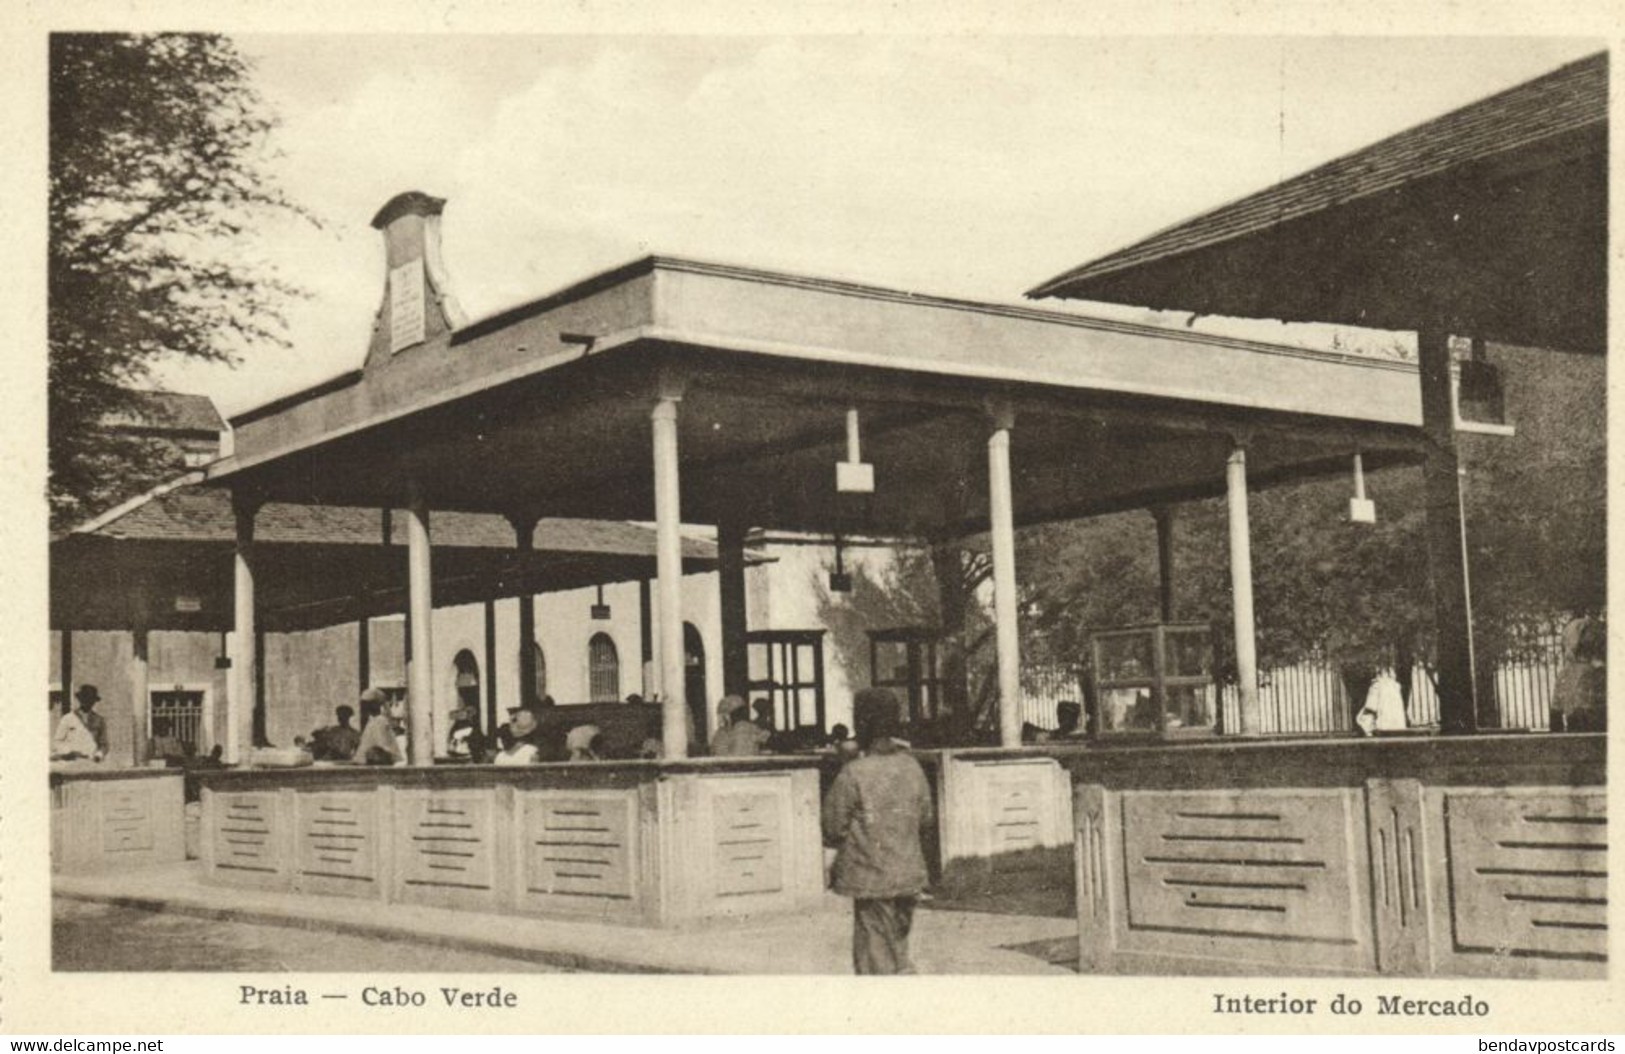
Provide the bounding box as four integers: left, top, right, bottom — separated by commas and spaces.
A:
8, 6, 1617, 1035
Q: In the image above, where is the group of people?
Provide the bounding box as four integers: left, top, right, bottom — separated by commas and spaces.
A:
43, 675, 943, 974
302, 690, 614, 766
482, 701, 608, 765
51, 683, 226, 770
303, 688, 408, 765
708, 695, 858, 758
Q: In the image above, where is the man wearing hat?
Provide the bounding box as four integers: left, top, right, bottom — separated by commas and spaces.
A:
52, 685, 109, 761
821, 687, 934, 974
493, 707, 541, 765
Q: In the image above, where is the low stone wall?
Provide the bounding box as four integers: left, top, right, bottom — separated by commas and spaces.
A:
1063, 733, 1607, 978
51, 767, 186, 873
198, 757, 826, 928
933, 749, 1075, 896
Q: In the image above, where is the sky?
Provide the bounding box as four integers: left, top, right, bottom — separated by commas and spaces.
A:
147, 34, 1604, 416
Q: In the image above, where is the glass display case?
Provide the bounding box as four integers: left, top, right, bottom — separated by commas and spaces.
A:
1089, 622, 1216, 738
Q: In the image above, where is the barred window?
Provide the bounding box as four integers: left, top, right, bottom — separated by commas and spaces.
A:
588, 633, 620, 703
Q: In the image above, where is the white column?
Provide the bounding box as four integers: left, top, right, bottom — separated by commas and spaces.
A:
130, 627, 150, 765
987, 403, 1022, 748
1226, 443, 1261, 734
406, 483, 435, 764
229, 496, 257, 765
653, 394, 688, 757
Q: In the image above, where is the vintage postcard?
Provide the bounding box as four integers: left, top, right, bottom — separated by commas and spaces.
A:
2, 0, 1621, 1036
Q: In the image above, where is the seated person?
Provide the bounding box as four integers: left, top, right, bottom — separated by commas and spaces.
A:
149, 716, 187, 762
1036, 701, 1087, 743
565, 723, 604, 762
827, 722, 859, 763
311, 705, 361, 761
357, 690, 403, 766
445, 706, 487, 762
711, 702, 769, 756
493, 709, 541, 765
754, 697, 799, 753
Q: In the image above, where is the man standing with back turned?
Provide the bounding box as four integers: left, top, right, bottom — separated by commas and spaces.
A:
822, 687, 934, 974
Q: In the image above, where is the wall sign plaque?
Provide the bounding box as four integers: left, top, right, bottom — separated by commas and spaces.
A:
388, 258, 426, 353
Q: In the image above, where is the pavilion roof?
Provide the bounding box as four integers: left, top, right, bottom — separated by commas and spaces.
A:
52, 475, 752, 633
70, 477, 721, 559
1026, 52, 1607, 353
196, 253, 1427, 540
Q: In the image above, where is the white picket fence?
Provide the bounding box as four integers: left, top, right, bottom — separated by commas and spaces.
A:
1022, 638, 1564, 734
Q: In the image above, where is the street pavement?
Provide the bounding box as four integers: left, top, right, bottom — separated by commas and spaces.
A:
55, 863, 1076, 974
55, 900, 569, 972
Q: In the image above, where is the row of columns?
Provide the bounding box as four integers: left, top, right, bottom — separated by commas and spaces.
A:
222, 392, 712, 763
221, 394, 1268, 763
985, 406, 1262, 743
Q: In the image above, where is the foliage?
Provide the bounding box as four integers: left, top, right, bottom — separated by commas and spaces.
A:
49, 33, 309, 528
1021, 342, 1604, 703
813, 539, 997, 733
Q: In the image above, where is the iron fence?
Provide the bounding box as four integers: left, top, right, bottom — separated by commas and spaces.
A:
149, 689, 205, 750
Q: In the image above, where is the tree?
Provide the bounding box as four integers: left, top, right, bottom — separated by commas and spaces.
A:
49, 33, 309, 529
1016, 341, 1605, 722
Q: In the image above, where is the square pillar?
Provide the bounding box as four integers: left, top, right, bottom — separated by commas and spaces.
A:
652, 388, 688, 757
59, 629, 73, 714
987, 401, 1022, 748
718, 516, 750, 698
509, 514, 539, 707
483, 598, 499, 736
1226, 442, 1260, 735
357, 612, 371, 693
406, 483, 435, 764
252, 627, 267, 747
1418, 326, 1480, 733
1153, 505, 1177, 622
639, 577, 655, 697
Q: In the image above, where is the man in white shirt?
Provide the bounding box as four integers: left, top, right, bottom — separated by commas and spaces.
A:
52, 685, 108, 761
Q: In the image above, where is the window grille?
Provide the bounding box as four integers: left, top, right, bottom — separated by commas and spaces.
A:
588, 633, 620, 702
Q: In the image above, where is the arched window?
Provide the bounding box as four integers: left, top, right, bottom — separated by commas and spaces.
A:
588, 633, 620, 703
452, 649, 480, 711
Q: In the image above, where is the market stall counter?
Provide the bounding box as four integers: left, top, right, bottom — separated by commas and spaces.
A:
1064, 732, 1607, 978
198, 756, 826, 928
51, 765, 186, 873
